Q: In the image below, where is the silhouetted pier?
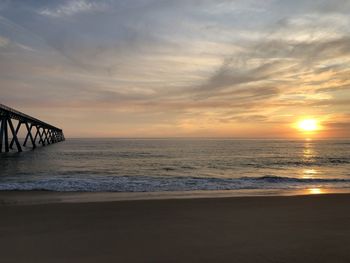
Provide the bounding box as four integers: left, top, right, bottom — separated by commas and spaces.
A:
0, 104, 65, 152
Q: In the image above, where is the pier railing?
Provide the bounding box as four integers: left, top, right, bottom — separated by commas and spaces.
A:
0, 103, 65, 152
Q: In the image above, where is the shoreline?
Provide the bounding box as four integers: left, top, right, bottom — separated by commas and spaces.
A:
1, 187, 350, 205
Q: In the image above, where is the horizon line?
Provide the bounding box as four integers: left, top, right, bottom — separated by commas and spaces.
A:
64, 137, 350, 140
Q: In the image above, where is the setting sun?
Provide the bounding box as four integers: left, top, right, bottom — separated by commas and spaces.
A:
298, 119, 319, 132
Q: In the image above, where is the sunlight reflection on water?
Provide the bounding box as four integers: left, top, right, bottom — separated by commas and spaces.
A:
308, 188, 324, 194
302, 169, 318, 179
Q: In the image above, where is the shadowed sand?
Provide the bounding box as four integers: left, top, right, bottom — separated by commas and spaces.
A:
1, 194, 350, 262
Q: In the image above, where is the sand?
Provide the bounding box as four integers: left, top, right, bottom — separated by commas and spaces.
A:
1, 193, 350, 262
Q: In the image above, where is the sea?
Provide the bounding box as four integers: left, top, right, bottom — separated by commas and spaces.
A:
0, 139, 350, 193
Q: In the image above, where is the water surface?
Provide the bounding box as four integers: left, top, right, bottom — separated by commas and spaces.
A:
0, 139, 349, 192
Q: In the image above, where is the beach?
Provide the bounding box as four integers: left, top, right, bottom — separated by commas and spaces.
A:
1, 193, 350, 262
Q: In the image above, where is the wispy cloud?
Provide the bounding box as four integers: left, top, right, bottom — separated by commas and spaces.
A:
38, 0, 107, 18
0, 35, 9, 47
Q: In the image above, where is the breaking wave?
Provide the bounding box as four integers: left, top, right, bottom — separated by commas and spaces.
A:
1, 175, 350, 192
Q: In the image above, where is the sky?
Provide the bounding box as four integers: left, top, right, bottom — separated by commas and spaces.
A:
0, 0, 349, 138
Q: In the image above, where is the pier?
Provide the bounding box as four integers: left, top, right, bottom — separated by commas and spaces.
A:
0, 104, 65, 152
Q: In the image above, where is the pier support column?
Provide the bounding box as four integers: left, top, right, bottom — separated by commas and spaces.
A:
39, 128, 45, 146
43, 129, 50, 145
48, 130, 52, 144
3, 116, 9, 152
0, 117, 4, 152
53, 130, 57, 143
9, 121, 22, 149
8, 118, 22, 152
49, 130, 53, 144
33, 126, 39, 144
23, 123, 36, 148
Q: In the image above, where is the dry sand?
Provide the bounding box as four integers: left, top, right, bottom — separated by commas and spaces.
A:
1, 193, 350, 262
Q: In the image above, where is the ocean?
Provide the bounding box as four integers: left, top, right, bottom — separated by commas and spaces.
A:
0, 139, 350, 192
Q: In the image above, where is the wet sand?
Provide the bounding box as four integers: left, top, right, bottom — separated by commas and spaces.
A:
1, 193, 350, 262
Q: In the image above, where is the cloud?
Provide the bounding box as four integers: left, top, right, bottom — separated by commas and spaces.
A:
0, 35, 9, 47
38, 0, 107, 17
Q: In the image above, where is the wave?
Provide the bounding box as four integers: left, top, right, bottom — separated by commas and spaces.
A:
1, 175, 350, 192
247, 158, 350, 168
247, 175, 348, 183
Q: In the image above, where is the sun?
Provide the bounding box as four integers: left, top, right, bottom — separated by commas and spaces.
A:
297, 119, 319, 132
